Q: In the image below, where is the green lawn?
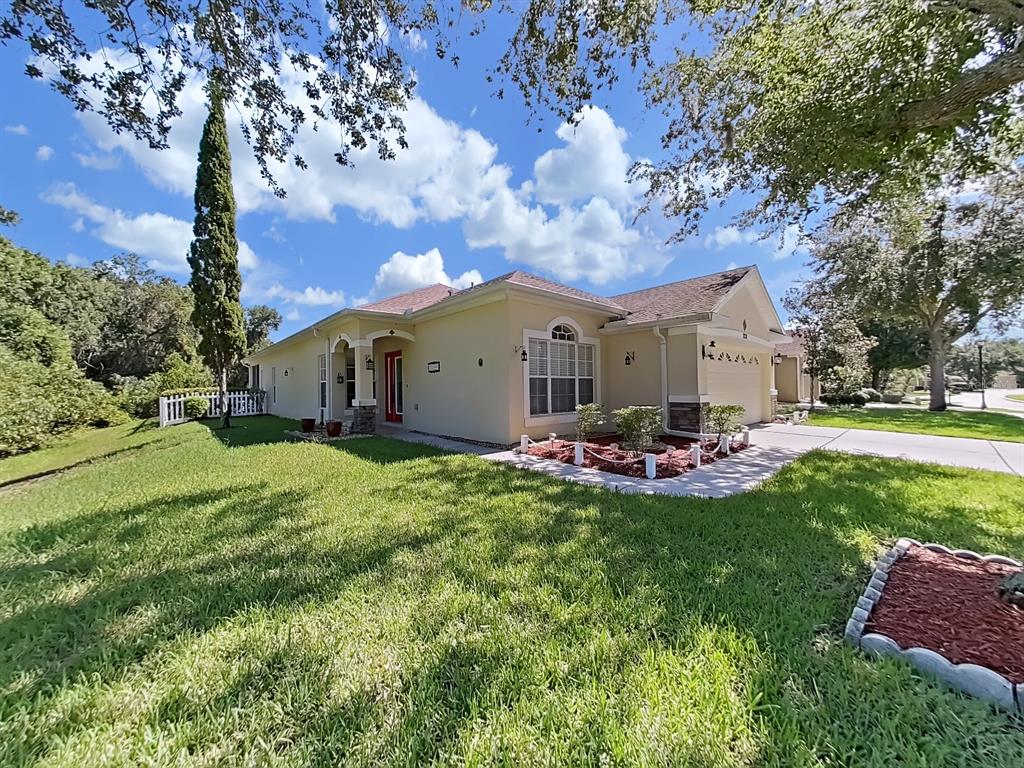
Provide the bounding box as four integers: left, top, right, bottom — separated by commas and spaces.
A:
0, 419, 170, 486
808, 407, 1024, 442
1, 417, 1022, 766
1008, 393, 1024, 403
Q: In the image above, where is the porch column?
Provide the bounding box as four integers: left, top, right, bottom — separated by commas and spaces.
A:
350, 339, 376, 434
325, 338, 333, 421
352, 341, 375, 406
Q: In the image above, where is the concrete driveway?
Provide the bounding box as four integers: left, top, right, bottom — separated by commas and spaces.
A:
948, 388, 1024, 412
749, 423, 1023, 475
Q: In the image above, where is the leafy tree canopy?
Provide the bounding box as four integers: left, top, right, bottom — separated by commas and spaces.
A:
794, 167, 1024, 408
501, 0, 1024, 238
6, 2, 1021, 232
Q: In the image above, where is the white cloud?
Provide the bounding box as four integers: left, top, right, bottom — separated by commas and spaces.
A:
64, 252, 88, 266
266, 283, 347, 306
533, 106, 637, 209
702, 223, 807, 262
370, 247, 481, 296
71, 217, 85, 232
74, 151, 121, 170
284, 308, 300, 322
43, 182, 258, 274
72, 49, 668, 285
403, 29, 427, 52
703, 226, 759, 250
5, 124, 29, 135
464, 191, 667, 285
36, 145, 54, 161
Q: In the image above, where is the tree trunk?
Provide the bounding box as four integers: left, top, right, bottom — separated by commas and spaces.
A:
219, 367, 231, 428
870, 368, 881, 391
927, 329, 947, 411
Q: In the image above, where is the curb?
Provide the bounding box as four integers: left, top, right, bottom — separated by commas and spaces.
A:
845, 538, 1023, 714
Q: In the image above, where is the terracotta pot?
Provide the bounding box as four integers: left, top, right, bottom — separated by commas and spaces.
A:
325, 420, 342, 437
300, 417, 316, 433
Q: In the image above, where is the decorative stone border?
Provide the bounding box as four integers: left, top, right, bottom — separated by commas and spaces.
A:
284, 430, 371, 443
845, 538, 1024, 713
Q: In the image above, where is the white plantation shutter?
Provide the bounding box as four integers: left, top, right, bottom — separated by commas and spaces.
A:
526, 328, 597, 416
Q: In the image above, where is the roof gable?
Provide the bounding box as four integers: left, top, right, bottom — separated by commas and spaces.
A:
609, 266, 753, 325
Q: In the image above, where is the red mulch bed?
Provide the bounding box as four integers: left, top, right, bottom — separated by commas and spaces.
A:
526, 435, 746, 479
867, 545, 1024, 683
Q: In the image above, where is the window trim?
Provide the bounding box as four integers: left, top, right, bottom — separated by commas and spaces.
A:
522, 318, 601, 427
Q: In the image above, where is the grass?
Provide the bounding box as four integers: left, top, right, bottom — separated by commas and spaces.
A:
1007, 393, 1024, 403
0, 416, 1022, 766
0, 419, 168, 487
807, 407, 1024, 442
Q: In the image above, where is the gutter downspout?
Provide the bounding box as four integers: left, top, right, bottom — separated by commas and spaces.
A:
654, 326, 670, 434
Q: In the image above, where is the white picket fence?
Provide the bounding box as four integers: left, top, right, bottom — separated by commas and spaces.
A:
159, 390, 266, 426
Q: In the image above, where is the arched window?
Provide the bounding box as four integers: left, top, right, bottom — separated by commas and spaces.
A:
550, 324, 576, 342
527, 322, 595, 416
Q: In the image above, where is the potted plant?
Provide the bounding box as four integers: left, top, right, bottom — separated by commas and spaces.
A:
325, 420, 343, 438
300, 417, 316, 433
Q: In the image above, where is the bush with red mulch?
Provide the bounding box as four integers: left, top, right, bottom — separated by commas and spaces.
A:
525, 435, 746, 479
867, 545, 1024, 684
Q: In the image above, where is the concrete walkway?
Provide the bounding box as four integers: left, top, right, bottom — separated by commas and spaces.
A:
749, 423, 1023, 475
480, 444, 805, 498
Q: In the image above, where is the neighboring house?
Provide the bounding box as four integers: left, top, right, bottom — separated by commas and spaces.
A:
993, 370, 1018, 389
244, 265, 790, 446
775, 331, 819, 404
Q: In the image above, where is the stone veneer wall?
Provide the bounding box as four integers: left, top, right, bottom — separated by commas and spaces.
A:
669, 402, 710, 433
348, 405, 376, 435
770, 392, 778, 420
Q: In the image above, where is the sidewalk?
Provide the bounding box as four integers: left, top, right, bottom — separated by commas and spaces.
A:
749, 424, 1023, 475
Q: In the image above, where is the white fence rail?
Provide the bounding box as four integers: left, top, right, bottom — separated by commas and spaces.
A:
159, 390, 266, 427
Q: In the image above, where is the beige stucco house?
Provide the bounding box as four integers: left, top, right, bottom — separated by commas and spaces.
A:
775, 332, 819, 404
244, 265, 790, 446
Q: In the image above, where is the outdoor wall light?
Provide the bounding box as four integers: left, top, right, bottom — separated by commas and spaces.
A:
624, 351, 636, 366
336, 373, 344, 384
772, 353, 783, 365
364, 355, 375, 371
708, 340, 717, 348
514, 344, 527, 362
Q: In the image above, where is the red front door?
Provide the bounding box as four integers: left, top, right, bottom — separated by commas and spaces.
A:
384, 350, 403, 423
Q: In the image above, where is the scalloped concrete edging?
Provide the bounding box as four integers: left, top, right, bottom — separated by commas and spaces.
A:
845, 538, 1024, 713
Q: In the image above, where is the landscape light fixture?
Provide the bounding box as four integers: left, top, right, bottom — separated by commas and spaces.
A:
624, 351, 636, 366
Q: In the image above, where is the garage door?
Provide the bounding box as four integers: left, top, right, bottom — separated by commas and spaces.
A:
707, 352, 763, 424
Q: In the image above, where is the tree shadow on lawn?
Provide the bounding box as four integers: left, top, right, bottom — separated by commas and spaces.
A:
1, 448, 1022, 763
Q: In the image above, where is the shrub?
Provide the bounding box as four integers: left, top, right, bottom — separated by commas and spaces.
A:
612, 405, 662, 454
184, 397, 209, 420
575, 402, 604, 442
705, 404, 746, 437
821, 392, 868, 407
881, 392, 903, 404
0, 346, 122, 456
859, 388, 882, 402
112, 375, 162, 418
158, 352, 213, 391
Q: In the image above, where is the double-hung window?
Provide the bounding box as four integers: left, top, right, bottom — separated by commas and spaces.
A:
528, 324, 595, 416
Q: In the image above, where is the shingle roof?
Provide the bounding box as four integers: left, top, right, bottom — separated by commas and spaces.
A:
775, 331, 806, 357
448, 270, 626, 311
358, 283, 455, 314
609, 266, 753, 325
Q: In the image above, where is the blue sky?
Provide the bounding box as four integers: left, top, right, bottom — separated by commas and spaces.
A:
0, 15, 809, 341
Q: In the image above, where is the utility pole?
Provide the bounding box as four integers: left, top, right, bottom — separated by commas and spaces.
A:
977, 343, 987, 410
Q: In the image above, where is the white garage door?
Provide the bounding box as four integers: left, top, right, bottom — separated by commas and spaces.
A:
707, 353, 763, 424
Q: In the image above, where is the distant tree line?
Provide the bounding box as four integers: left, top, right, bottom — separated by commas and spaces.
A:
0, 227, 279, 455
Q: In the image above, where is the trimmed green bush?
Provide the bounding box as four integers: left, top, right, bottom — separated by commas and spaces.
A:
575, 402, 604, 442
612, 405, 662, 454
184, 397, 209, 420
821, 392, 868, 407
706, 404, 746, 437
859, 388, 882, 402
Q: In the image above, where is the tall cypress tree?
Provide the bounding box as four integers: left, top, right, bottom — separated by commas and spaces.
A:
188, 84, 246, 427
